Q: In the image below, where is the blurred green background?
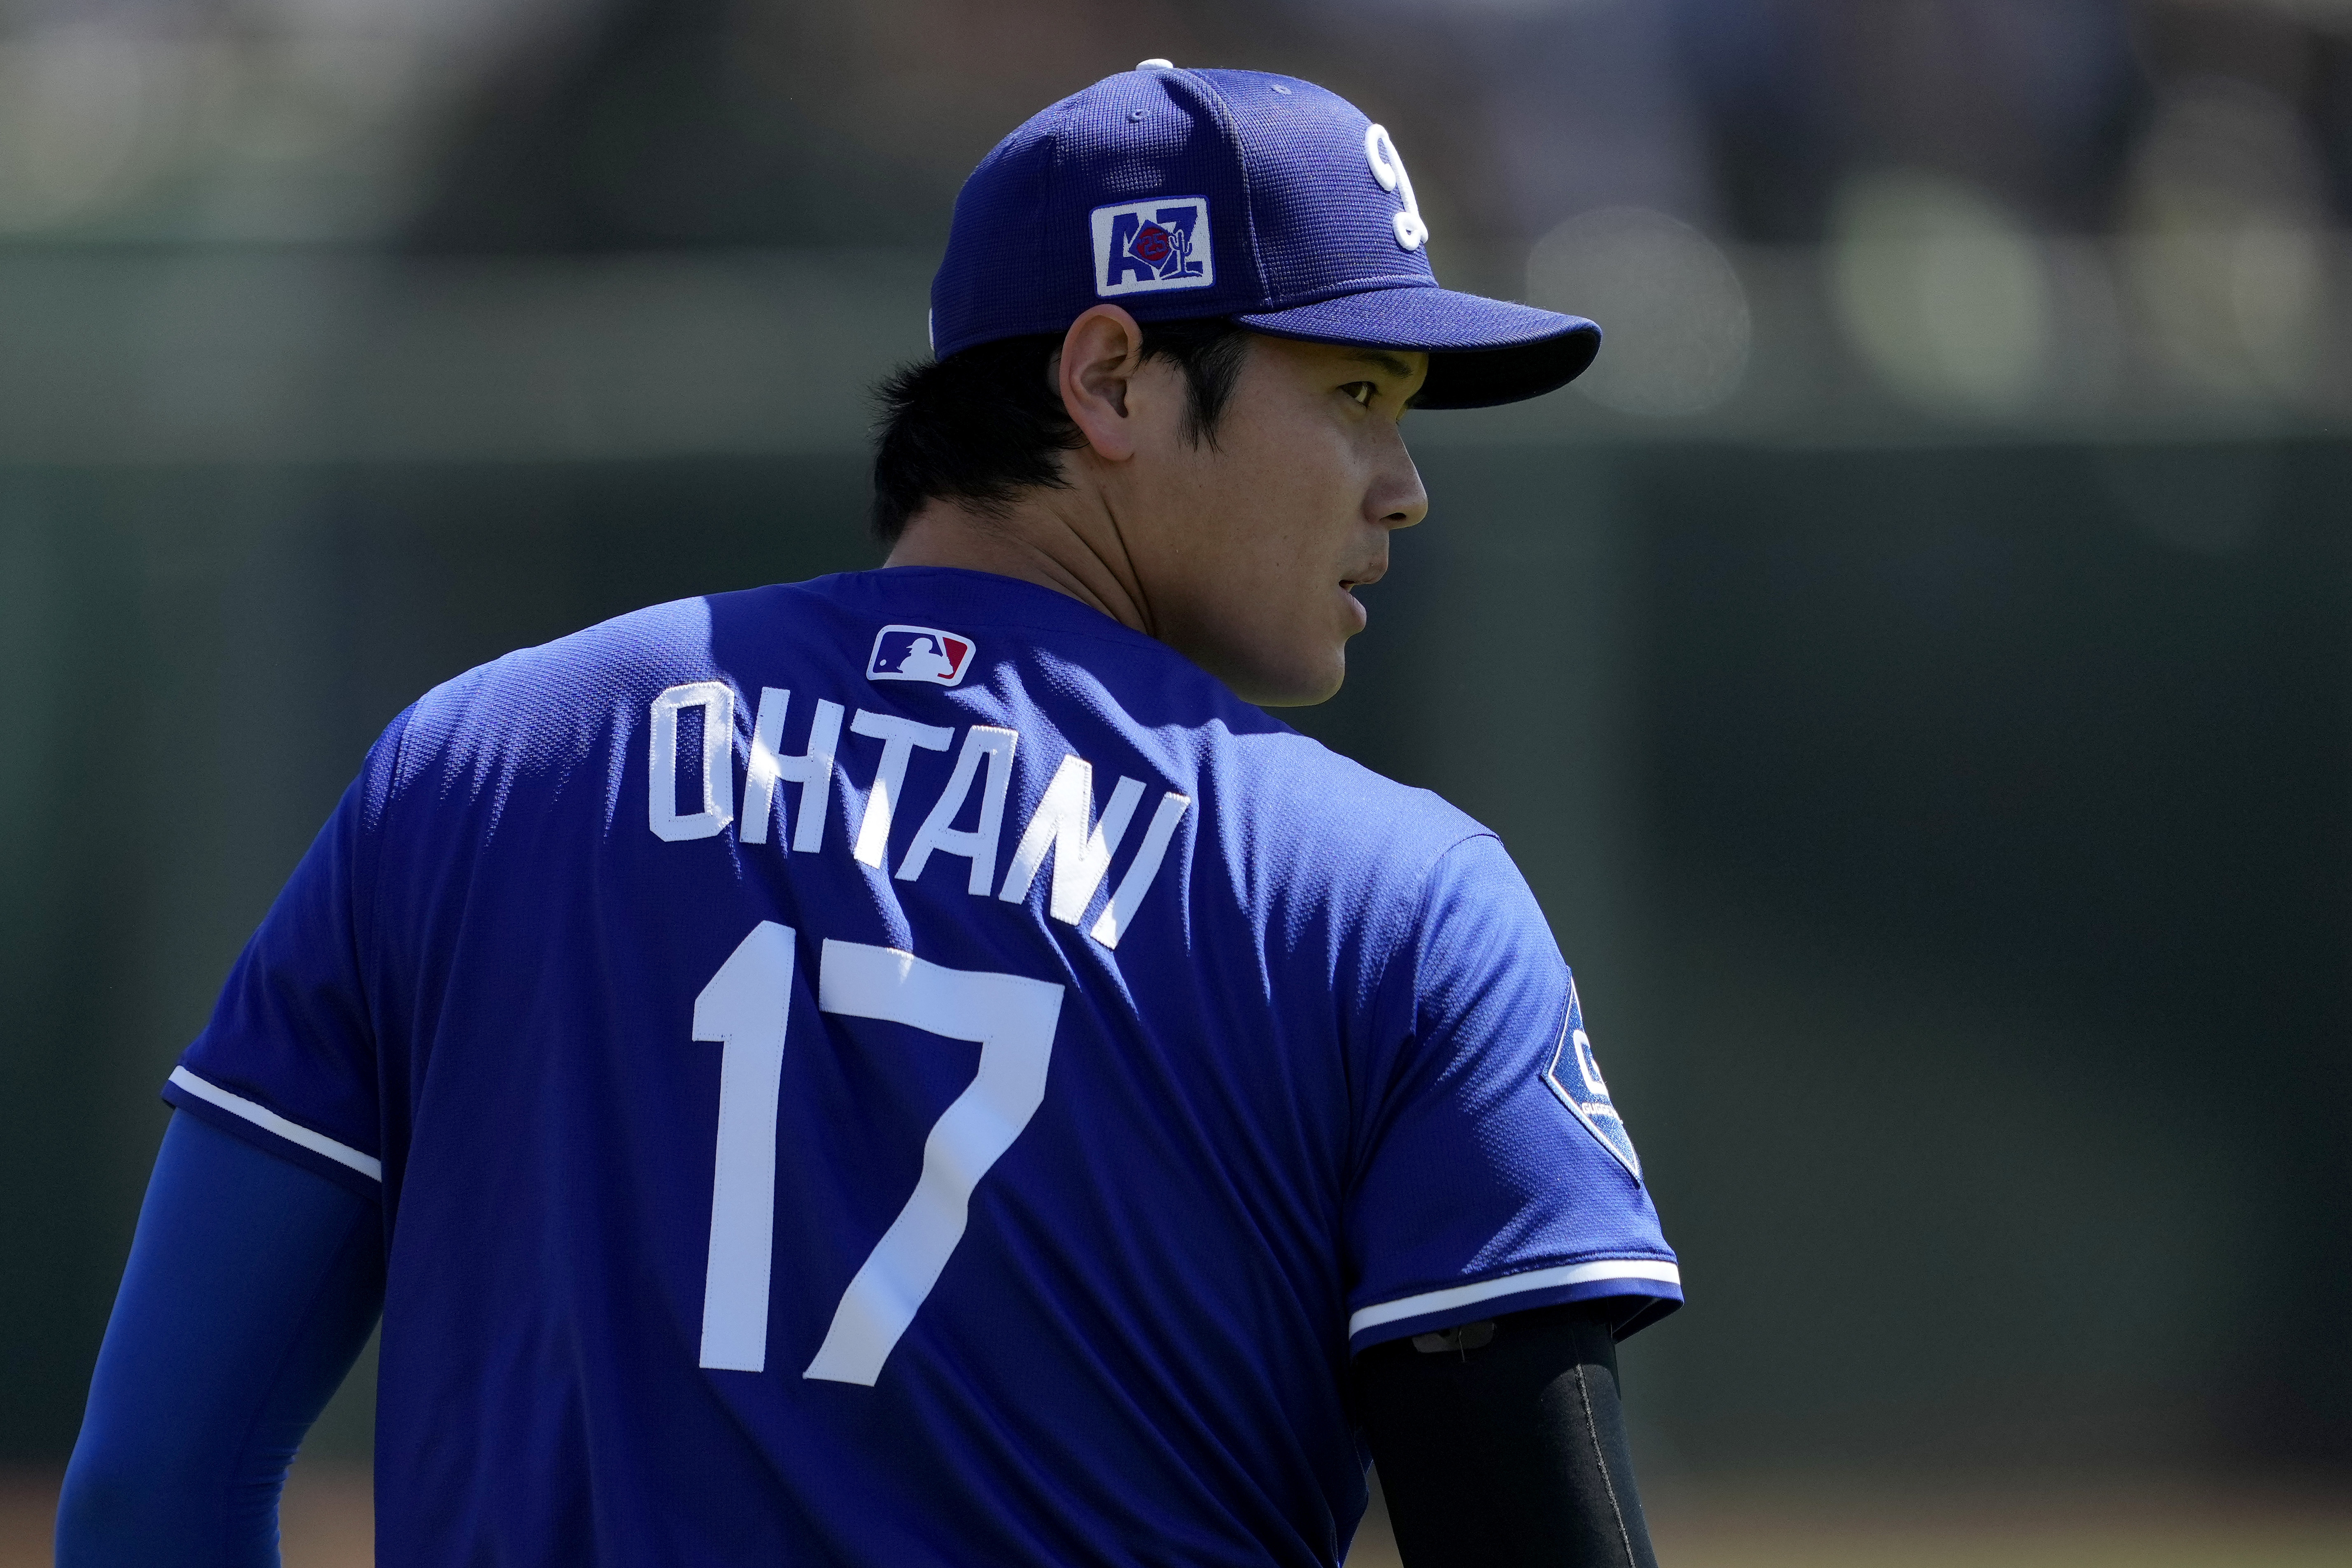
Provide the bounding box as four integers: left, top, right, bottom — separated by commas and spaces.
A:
3, 0, 2351, 1557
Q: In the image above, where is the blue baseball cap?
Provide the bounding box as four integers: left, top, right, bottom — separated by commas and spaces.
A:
929, 62, 1601, 410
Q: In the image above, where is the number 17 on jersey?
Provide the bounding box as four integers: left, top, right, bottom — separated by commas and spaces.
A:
691, 922, 1066, 1385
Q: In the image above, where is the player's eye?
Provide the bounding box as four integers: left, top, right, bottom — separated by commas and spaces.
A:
1342, 381, 1376, 407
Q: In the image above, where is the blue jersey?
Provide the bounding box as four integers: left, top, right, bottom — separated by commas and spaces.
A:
166, 566, 1680, 1567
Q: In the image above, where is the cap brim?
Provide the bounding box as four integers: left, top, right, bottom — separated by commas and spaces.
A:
1231, 286, 1600, 409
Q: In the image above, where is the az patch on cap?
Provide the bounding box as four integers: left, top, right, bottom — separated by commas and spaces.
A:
1091, 198, 1213, 296
1540, 981, 1643, 1181
868, 625, 975, 687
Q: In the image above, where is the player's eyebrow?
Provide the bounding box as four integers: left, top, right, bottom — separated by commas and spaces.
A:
1338, 348, 1428, 411
1342, 350, 1419, 382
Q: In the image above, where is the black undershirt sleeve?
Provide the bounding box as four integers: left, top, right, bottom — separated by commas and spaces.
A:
1353, 1302, 1659, 1568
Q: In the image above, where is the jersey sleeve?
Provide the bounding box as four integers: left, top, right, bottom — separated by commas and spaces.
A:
1343, 833, 1681, 1354
161, 710, 413, 1199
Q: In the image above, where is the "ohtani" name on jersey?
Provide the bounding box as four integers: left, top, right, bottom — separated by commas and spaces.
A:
646, 682, 1188, 951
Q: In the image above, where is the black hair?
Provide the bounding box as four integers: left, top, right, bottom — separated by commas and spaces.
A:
869, 318, 1252, 544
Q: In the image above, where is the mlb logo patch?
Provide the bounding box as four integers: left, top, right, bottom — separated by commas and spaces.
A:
867, 625, 975, 687
1091, 198, 1214, 297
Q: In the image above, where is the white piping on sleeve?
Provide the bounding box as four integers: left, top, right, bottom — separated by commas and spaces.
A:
168, 1067, 383, 1182
1349, 1259, 1681, 1337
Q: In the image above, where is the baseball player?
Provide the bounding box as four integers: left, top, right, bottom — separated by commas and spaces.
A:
59, 63, 1680, 1568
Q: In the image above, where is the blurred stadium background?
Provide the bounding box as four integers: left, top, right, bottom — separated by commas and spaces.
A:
4, 0, 2352, 1561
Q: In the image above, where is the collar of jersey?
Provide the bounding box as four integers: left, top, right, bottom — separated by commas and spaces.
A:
840, 565, 1183, 649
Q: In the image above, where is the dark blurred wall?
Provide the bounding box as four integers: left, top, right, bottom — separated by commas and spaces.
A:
6, 440, 2345, 1481
1622, 446, 2352, 1473
392, 0, 2352, 260
400, 0, 1489, 252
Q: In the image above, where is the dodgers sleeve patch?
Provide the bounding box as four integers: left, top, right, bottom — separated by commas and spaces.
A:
1541, 981, 1641, 1181
1342, 833, 1676, 1353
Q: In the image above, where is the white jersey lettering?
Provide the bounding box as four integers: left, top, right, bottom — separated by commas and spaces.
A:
847, 709, 954, 870
649, 682, 735, 843
897, 726, 1020, 895
742, 688, 842, 853
999, 754, 1146, 926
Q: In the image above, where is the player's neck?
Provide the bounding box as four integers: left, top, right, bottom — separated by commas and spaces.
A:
884, 492, 1157, 638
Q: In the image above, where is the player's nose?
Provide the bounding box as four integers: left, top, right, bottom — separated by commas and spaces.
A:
1370, 443, 1428, 532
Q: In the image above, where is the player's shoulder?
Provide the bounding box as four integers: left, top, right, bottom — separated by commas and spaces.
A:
374, 582, 826, 798
1213, 719, 1487, 864
412, 576, 852, 714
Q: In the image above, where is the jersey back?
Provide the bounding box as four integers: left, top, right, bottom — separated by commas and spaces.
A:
168, 567, 1679, 1568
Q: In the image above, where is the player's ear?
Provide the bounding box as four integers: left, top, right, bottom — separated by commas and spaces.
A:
1057, 304, 1147, 462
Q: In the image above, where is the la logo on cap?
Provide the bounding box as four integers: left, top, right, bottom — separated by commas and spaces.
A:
868, 625, 975, 687
1090, 198, 1214, 297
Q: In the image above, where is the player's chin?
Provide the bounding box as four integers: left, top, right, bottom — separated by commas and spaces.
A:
1243, 640, 1349, 708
